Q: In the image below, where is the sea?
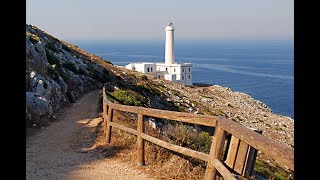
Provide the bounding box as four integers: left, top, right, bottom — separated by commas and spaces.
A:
69, 39, 294, 119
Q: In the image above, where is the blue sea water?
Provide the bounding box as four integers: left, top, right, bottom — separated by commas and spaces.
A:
70, 39, 294, 119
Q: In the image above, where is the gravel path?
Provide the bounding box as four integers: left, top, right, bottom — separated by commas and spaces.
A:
26, 90, 150, 180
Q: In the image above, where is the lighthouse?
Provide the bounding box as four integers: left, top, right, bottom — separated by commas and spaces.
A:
165, 21, 174, 65
125, 21, 193, 86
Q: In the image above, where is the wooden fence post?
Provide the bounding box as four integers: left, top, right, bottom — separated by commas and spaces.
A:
103, 101, 107, 134
137, 113, 145, 166
205, 124, 226, 180
102, 87, 106, 134
106, 107, 113, 143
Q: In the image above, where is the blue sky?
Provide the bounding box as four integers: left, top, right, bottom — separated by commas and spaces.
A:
26, 0, 293, 41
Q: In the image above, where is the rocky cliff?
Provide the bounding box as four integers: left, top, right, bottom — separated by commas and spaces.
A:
26, 24, 293, 148
26, 24, 113, 125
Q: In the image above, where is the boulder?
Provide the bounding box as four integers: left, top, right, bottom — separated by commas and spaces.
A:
26, 92, 52, 117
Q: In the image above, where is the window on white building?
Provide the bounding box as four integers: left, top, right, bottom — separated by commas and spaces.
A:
166, 68, 168, 71
182, 68, 184, 72
151, 67, 153, 72
182, 75, 184, 80
147, 67, 150, 72
189, 67, 190, 72
158, 75, 160, 78
174, 68, 176, 72
188, 75, 191, 79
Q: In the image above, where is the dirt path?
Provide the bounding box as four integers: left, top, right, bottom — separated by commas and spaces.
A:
26, 90, 151, 180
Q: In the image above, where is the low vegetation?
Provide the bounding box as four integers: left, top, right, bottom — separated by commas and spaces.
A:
46, 64, 59, 80
45, 41, 61, 53
105, 111, 207, 179
165, 124, 212, 154
62, 62, 78, 73
46, 50, 61, 67
254, 159, 294, 180
26, 31, 41, 44
110, 89, 146, 106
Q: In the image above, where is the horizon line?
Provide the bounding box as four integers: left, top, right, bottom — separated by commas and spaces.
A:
65, 37, 293, 42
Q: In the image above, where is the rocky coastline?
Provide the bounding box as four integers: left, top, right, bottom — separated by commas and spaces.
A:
26, 24, 293, 149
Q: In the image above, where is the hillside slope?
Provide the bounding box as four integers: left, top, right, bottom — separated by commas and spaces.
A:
26, 24, 293, 148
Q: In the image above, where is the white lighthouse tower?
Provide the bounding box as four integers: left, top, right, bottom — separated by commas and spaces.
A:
165, 21, 175, 65
125, 21, 193, 86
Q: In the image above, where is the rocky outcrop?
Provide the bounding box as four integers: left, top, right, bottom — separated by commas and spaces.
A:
26, 92, 52, 121
26, 24, 293, 149
26, 24, 113, 125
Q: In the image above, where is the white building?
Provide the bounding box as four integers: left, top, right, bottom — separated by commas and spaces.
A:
125, 22, 193, 86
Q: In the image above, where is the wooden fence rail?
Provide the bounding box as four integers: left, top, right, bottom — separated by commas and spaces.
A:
102, 86, 294, 180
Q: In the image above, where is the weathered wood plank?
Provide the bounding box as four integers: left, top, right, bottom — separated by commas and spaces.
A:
234, 141, 249, 174
141, 133, 210, 162
106, 108, 113, 143
109, 122, 138, 135
102, 87, 107, 134
218, 118, 294, 171
106, 102, 217, 127
211, 159, 236, 180
204, 125, 227, 180
225, 136, 240, 169
137, 114, 145, 166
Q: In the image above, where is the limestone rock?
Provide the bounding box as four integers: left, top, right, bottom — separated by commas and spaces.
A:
26, 92, 52, 117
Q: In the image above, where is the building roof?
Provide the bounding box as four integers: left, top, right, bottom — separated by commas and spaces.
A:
156, 62, 192, 66
128, 62, 192, 67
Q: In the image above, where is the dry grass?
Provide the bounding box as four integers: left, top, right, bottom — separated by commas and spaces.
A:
93, 111, 294, 180
94, 111, 207, 179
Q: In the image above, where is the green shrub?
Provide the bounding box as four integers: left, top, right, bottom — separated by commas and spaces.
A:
165, 125, 212, 154
46, 50, 61, 67
26, 32, 40, 44
254, 159, 294, 180
46, 64, 59, 80
106, 94, 116, 102
45, 41, 60, 53
172, 90, 182, 97
111, 89, 146, 106
63, 62, 78, 73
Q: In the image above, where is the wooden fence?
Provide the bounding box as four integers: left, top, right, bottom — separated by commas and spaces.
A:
102, 86, 294, 180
